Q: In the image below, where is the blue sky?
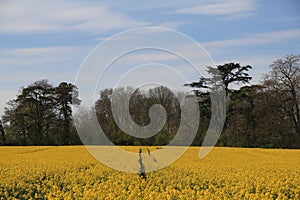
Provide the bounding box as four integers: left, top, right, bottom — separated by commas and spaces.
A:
0, 0, 299, 114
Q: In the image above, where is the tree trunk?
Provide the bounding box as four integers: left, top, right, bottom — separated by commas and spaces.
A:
0, 120, 5, 145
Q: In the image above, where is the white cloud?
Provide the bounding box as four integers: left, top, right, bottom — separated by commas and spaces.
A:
176, 0, 256, 16
156, 21, 184, 29
202, 29, 300, 50
0, 46, 88, 66
1, 46, 82, 57
0, 0, 149, 34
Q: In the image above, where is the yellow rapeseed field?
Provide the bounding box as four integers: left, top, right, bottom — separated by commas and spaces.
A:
0, 146, 299, 200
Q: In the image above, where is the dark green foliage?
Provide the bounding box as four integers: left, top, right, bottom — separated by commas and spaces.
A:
55, 82, 81, 144
1, 80, 81, 145
216, 63, 252, 97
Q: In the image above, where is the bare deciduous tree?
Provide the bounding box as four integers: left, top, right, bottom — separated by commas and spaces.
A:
264, 54, 300, 135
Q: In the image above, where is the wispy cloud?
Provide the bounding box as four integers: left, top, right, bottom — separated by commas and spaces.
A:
0, 0, 149, 34
156, 21, 184, 29
1, 46, 82, 57
176, 0, 256, 17
0, 46, 88, 66
202, 29, 300, 49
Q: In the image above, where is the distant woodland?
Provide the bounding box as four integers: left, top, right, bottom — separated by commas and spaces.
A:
1, 54, 299, 148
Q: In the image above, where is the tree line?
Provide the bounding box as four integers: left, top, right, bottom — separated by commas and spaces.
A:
1, 54, 299, 148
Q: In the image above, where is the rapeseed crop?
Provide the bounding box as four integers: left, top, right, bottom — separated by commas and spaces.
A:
0, 147, 299, 199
